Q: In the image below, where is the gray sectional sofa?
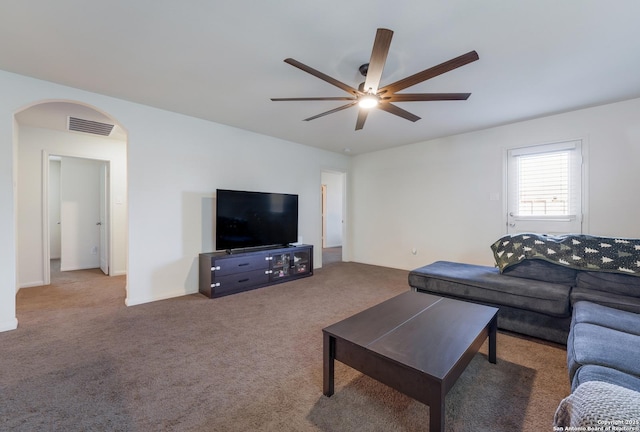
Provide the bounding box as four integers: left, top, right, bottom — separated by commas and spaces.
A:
554, 301, 640, 427
408, 233, 640, 426
408, 233, 640, 344
409, 259, 574, 344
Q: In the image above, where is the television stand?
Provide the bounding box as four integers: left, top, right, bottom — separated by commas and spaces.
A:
199, 244, 313, 298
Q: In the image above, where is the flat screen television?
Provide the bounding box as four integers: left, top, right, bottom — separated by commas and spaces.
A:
216, 189, 299, 252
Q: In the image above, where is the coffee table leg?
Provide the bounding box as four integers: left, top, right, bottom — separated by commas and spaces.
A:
430, 396, 445, 432
489, 314, 497, 364
323, 332, 335, 396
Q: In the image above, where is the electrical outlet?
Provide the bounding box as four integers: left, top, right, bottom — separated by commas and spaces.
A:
91, 246, 98, 255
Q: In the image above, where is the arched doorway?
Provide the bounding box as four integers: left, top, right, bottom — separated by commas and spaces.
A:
14, 100, 128, 295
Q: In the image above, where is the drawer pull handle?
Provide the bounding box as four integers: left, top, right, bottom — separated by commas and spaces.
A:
238, 263, 250, 267
238, 278, 249, 283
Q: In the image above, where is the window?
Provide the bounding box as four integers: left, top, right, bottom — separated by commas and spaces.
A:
506, 140, 583, 234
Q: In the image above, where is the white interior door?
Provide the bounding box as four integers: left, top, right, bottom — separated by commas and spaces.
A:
321, 184, 327, 248
48, 158, 62, 259
60, 157, 102, 271
99, 163, 109, 275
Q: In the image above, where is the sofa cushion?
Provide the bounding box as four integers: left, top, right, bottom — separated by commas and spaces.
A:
567, 322, 640, 383
576, 270, 640, 298
502, 259, 577, 284
408, 261, 571, 317
570, 288, 640, 315
572, 301, 640, 335
572, 364, 640, 393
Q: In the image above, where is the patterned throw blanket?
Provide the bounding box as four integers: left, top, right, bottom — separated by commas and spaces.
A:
491, 233, 640, 276
554, 380, 640, 428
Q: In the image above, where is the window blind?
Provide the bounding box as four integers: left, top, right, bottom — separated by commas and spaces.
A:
517, 151, 569, 216
507, 140, 581, 220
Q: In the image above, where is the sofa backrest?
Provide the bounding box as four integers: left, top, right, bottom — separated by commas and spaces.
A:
576, 271, 640, 298
502, 259, 578, 285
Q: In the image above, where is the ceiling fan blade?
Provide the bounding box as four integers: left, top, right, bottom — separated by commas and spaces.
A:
271, 97, 356, 101
379, 50, 479, 94
387, 93, 471, 102
377, 102, 421, 122
284, 58, 360, 96
303, 102, 358, 121
355, 109, 369, 130
363, 28, 393, 94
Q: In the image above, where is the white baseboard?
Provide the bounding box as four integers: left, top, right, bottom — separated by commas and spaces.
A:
125, 288, 198, 307
19, 281, 46, 289
60, 265, 100, 272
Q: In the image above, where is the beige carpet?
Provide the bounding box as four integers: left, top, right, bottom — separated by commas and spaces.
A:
2, 261, 570, 431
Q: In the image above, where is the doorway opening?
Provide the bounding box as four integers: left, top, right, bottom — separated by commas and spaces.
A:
46, 155, 110, 284
15, 100, 127, 292
321, 170, 346, 266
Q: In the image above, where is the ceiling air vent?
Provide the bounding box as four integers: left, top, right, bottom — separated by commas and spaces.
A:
68, 116, 114, 136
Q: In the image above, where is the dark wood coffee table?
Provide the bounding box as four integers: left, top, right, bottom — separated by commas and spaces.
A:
322, 291, 498, 432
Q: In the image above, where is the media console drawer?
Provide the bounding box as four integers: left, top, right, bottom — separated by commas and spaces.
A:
212, 254, 268, 276
214, 269, 270, 295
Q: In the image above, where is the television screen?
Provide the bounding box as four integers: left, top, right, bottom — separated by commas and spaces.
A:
216, 189, 299, 251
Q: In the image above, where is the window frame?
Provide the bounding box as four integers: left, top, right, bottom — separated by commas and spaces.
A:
503, 138, 588, 235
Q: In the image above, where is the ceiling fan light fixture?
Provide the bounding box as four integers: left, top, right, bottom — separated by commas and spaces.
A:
358, 92, 379, 109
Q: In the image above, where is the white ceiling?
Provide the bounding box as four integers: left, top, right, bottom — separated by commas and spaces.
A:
2, 1, 640, 155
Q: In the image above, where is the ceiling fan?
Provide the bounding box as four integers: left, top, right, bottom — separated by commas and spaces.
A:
271, 28, 479, 130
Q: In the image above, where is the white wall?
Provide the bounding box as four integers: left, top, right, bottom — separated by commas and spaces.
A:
351, 97, 640, 270
123, 110, 348, 305
321, 171, 344, 248
17, 126, 127, 287
0, 113, 19, 331
0, 69, 350, 331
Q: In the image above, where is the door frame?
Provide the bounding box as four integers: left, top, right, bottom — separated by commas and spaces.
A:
99, 162, 109, 275
42, 150, 111, 284
320, 169, 347, 265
